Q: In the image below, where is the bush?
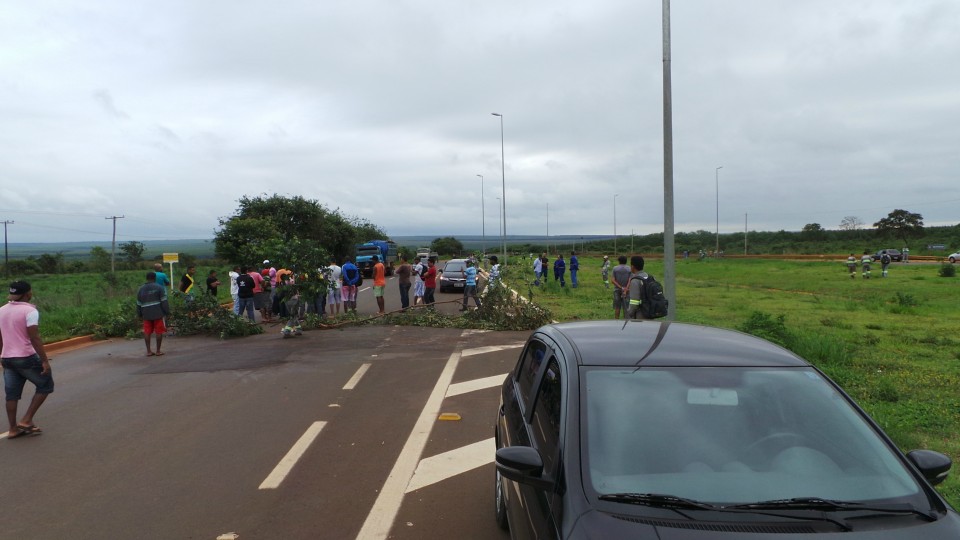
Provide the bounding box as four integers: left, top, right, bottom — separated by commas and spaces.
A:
939, 263, 956, 278
738, 311, 793, 349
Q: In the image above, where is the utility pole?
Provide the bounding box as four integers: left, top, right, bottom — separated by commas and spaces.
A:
105, 215, 125, 273
744, 213, 748, 255
2, 220, 12, 270
662, 0, 677, 319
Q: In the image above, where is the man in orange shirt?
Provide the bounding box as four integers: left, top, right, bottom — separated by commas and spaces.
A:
372, 255, 386, 314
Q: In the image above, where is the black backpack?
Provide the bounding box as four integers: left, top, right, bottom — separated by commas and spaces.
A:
633, 273, 669, 319
881, 254, 891, 265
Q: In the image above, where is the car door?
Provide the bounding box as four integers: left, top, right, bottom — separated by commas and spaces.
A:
502, 338, 565, 539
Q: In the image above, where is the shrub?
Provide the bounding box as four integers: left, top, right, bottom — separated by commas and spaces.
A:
738, 311, 793, 349
939, 263, 956, 278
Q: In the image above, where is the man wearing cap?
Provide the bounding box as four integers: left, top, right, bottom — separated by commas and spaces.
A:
0, 281, 53, 438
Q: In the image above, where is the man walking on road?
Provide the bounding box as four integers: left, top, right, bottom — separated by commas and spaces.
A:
412, 257, 426, 306
422, 258, 438, 307
461, 259, 481, 311
372, 255, 386, 314
0, 281, 53, 438
137, 272, 170, 357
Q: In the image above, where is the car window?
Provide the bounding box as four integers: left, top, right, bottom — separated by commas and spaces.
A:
443, 262, 466, 272
530, 359, 563, 476
516, 339, 548, 413
583, 367, 924, 506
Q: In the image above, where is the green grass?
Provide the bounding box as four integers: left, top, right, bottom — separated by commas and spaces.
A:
501, 256, 960, 507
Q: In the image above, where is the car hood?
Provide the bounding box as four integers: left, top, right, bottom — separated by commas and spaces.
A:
568, 508, 960, 539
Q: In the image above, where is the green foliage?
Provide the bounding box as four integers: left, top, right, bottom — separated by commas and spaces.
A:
36, 252, 65, 274
167, 291, 263, 339
737, 312, 793, 348
939, 263, 956, 278
119, 241, 146, 265
4, 259, 42, 276
69, 298, 142, 339
89, 246, 111, 272
894, 292, 919, 307
431, 236, 465, 257
873, 209, 924, 244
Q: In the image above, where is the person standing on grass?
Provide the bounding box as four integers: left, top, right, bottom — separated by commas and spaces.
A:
396, 254, 412, 310
137, 272, 170, 357
601, 255, 611, 288
153, 263, 171, 289
611, 255, 631, 319
570, 251, 580, 288
236, 266, 257, 322
205, 270, 221, 297
533, 255, 542, 286
487, 255, 500, 289
553, 253, 566, 287
846, 254, 857, 279
0, 281, 54, 438
372, 255, 386, 314
229, 266, 241, 314
880, 251, 892, 278
461, 259, 481, 311
625, 255, 650, 320
422, 258, 438, 307
179, 265, 197, 302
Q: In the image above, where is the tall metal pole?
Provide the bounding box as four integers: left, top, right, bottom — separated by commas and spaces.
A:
2, 220, 12, 268
662, 0, 677, 319
613, 194, 619, 254
477, 174, 485, 256
744, 213, 748, 255
492, 113, 506, 264
715, 166, 722, 256
105, 215, 125, 274
546, 202, 549, 252
496, 197, 503, 257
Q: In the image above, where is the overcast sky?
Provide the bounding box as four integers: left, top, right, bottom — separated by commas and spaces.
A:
2, 0, 958, 244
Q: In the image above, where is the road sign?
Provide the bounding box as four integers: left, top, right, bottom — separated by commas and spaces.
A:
163, 253, 179, 263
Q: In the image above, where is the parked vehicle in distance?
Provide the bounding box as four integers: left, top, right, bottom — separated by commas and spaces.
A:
355, 239, 398, 277
416, 247, 439, 262
872, 249, 903, 262
438, 259, 467, 293
495, 320, 958, 539
948, 252, 959, 263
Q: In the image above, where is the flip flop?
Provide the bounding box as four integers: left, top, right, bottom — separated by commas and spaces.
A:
146, 352, 156, 357
156, 352, 165, 356
17, 425, 42, 436
7, 429, 29, 439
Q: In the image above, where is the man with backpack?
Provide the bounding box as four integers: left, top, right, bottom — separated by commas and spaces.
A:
626, 255, 669, 320
880, 251, 892, 278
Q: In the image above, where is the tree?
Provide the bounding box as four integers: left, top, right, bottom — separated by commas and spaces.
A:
89, 246, 112, 272
801, 223, 826, 242
874, 209, 924, 245
36, 252, 65, 274
119, 241, 146, 265
431, 236, 464, 257
838, 216, 863, 231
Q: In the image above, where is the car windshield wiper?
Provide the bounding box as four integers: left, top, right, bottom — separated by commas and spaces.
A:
599, 492, 716, 510
727, 497, 936, 521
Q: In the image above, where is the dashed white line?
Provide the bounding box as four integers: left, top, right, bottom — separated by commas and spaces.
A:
343, 363, 372, 390
405, 437, 495, 493
258, 421, 327, 490
445, 373, 508, 398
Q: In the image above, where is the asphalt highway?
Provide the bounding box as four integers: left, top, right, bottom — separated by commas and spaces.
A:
0, 276, 520, 539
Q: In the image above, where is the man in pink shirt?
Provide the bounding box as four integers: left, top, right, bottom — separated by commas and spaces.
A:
0, 281, 53, 439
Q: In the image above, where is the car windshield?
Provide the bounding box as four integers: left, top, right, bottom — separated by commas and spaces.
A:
357, 247, 380, 256
582, 367, 925, 506
443, 262, 466, 273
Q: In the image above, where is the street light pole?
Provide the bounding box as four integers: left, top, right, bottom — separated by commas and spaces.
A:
715, 166, 723, 256
496, 197, 503, 257
613, 194, 619, 254
546, 202, 549, 252
477, 174, 485, 257
2, 220, 13, 269
492, 113, 506, 264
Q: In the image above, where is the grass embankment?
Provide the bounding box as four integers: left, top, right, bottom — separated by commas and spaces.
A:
504, 256, 960, 507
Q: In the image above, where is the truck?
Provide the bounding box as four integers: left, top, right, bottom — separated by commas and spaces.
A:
415, 246, 439, 263
355, 240, 398, 277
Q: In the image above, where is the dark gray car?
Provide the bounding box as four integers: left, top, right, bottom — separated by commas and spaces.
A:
495, 320, 957, 539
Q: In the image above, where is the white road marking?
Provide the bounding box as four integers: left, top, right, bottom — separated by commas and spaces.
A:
460, 343, 524, 357
356, 348, 463, 540
258, 421, 327, 490
446, 373, 508, 398
405, 437, 495, 493
343, 363, 372, 390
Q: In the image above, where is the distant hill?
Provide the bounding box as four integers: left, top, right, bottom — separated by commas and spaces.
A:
7, 239, 217, 260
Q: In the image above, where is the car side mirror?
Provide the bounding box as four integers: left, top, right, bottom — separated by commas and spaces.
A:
496, 446, 553, 490
907, 449, 952, 485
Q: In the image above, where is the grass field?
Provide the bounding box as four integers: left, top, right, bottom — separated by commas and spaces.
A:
503, 256, 960, 507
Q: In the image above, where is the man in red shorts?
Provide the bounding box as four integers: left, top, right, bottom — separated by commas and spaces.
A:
136, 271, 170, 356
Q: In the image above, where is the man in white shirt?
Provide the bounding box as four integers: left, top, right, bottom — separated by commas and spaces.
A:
326, 257, 342, 316
229, 266, 241, 315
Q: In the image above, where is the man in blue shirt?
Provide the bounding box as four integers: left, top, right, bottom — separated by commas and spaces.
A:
553, 254, 566, 287
461, 259, 481, 311
569, 251, 580, 288
341, 258, 361, 312
153, 263, 171, 289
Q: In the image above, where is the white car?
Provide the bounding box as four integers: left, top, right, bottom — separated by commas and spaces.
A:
949, 252, 959, 263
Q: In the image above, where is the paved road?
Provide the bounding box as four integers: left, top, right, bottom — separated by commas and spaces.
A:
0, 302, 522, 539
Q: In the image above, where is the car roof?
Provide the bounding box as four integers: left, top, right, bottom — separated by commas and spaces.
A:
443, 259, 467, 265
541, 320, 810, 368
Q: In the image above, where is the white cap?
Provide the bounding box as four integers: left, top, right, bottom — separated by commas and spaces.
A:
263, 259, 270, 264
